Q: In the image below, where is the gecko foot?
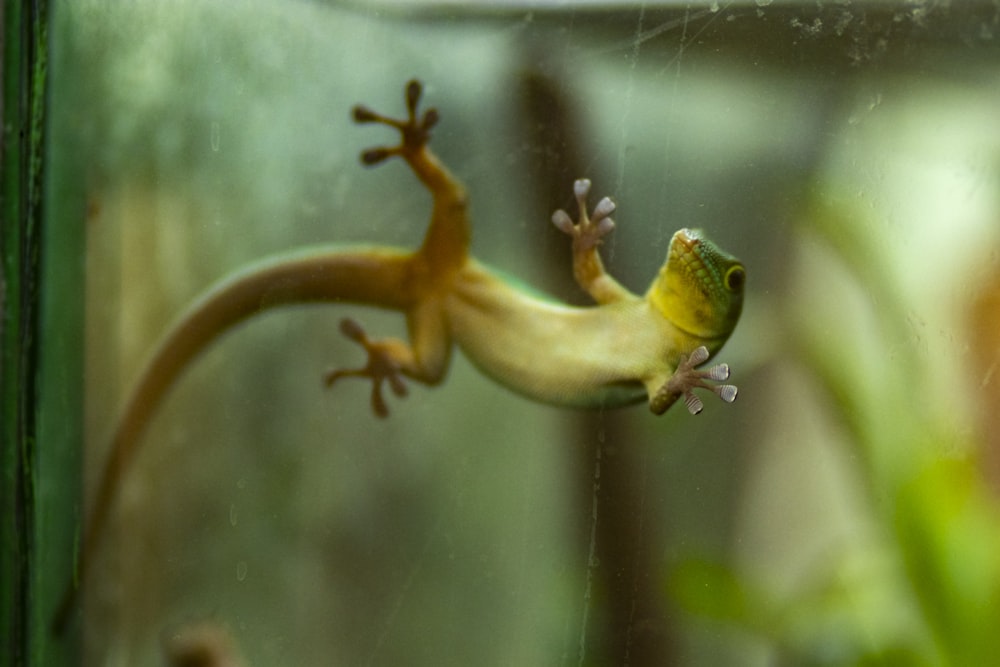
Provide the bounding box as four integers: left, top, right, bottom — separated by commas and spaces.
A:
551, 178, 617, 251
324, 318, 409, 418
650, 346, 738, 415
351, 79, 439, 166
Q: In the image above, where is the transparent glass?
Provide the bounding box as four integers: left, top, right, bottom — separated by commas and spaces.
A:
41, 1, 1000, 665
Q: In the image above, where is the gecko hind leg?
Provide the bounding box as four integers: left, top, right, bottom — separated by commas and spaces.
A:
352, 79, 439, 166
324, 318, 411, 418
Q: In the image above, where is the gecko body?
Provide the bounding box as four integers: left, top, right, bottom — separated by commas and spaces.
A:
54, 80, 744, 631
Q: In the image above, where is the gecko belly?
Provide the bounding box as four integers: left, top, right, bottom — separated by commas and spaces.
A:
445, 263, 679, 409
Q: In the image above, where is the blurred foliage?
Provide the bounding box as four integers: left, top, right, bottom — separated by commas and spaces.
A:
671, 193, 1000, 666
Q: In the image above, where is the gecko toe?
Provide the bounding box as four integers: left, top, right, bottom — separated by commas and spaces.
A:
683, 391, 704, 415
360, 147, 397, 166
352, 105, 383, 124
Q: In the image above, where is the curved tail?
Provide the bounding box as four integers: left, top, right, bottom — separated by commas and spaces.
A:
53, 246, 415, 632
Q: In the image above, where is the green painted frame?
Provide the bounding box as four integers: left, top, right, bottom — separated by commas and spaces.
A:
2, 0, 82, 664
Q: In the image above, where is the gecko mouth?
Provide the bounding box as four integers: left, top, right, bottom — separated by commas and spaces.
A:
668, 310, 728, 342
669, 228, 708, 280
670, 227, 702, 253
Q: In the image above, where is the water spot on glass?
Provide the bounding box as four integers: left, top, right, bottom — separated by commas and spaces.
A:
834, 10, 854, 36
236, 478, 247, 490
229, 503, 238, 526
210, 121, 221, 152
791, 17, 823, 37
755, 0, 773, 6
236, 561, 248, 582
709, 0, 719, 12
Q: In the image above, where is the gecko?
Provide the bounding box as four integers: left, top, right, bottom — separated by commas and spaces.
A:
54, 79, 745, 631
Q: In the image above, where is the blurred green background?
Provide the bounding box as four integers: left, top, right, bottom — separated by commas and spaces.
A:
29, 0, 1000, 665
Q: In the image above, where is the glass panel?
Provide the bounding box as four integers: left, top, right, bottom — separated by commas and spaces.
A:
38, 1, 1000, 665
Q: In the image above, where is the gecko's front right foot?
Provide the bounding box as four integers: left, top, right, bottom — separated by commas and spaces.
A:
650, 346, 738, 416
551, 179, 617, 251
352, 79, 439, 166
324, 318, 409, 418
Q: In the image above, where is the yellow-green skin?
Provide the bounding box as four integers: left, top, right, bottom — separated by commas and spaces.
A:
54, 80, 745, 631
450, 229, 744, 410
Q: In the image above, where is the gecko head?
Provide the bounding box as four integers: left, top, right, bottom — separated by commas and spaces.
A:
648, 228, 745, 343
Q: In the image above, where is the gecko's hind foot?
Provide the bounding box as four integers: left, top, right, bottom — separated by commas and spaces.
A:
324, 318, 409, 418
551, 178, 617, 251
650, 346, 738, 416
352, 79, 439, 166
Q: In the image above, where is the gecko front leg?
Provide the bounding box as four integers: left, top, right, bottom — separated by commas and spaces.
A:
551, 179, 635, 305
649, 346, 738, 415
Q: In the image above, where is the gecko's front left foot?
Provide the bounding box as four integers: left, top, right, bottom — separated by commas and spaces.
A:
352, 79, 439, 166
650, 346, 738, 415
551, 179, 617, 251
324, 318, 409, 418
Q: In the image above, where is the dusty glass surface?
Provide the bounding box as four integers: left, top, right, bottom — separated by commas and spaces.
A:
44, 1, 1000, 665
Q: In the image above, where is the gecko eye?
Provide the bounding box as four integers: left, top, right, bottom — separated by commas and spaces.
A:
725, 265, 745, 292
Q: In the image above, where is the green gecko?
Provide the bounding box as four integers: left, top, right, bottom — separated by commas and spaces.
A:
54, 79, 744, 631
